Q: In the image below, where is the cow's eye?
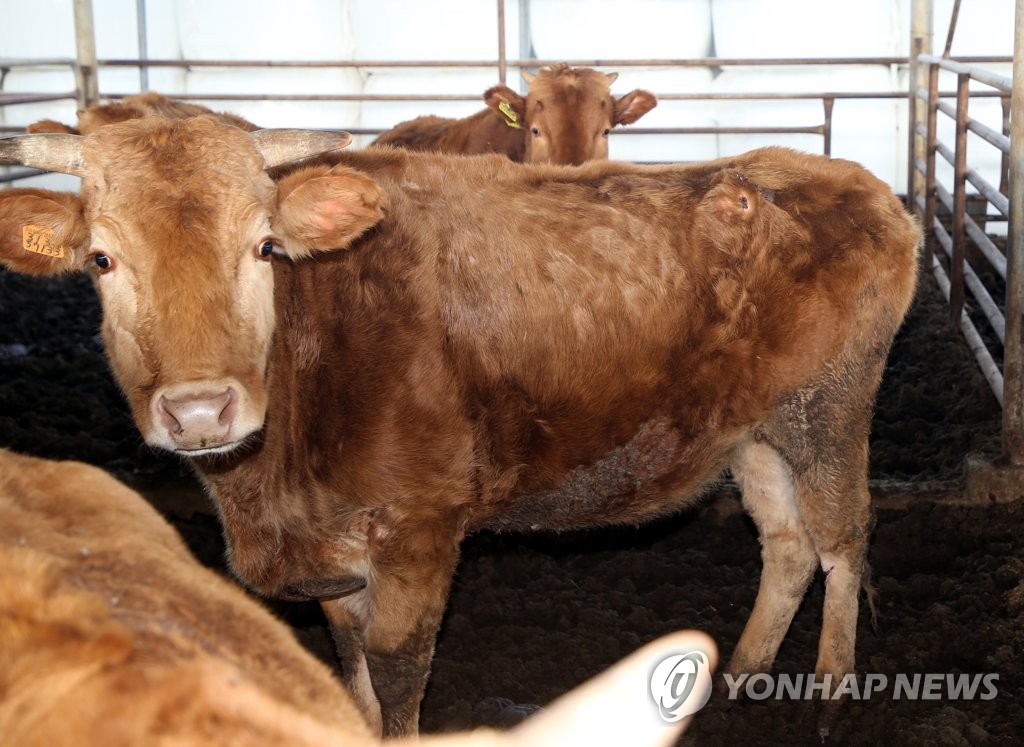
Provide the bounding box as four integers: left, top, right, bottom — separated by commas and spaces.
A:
257, 240, 275, 260
91, 253, 114, 273
602, 128, 611, 138
531, 127, 541, 137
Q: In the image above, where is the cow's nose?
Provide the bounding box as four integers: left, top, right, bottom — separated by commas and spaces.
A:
158, 388, 237, 448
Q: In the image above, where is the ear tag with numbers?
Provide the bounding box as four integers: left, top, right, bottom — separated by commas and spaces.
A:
23, 225, 64, 259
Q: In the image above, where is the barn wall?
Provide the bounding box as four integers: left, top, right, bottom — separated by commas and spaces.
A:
0, 0, 1016, 193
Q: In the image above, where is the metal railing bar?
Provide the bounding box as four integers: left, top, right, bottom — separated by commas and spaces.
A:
967, 167, 1010, 220
0, 58, 75, 67
966, 219, 1009, 284
0, 168, 46, 183
930, 251, 1004, 405
936, 181, 1008, 280
937, 100, 1013, 139
934, 188, 1008, 341
968, 118, 1010, 153
0, 92, 77, 106
918, 53, 1013, 93
96, 90, 962, 105
916, 86, 1005, 101
91, 54, 1012, 70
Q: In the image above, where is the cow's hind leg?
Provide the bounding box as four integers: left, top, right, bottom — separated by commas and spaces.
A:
787, 431, 873, 737
727, 435, 818, 679
761, 355, 883, 736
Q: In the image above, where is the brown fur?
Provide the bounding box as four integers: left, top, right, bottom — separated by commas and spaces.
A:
0, 449, 370, 746
0, 118, 919, 737
26, 92, 259, 135
0, 451, 709, 746
373, 64, 657, 164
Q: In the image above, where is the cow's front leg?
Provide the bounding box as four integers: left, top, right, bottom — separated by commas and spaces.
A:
324, 523, 462, 738
320, 599, 381, 734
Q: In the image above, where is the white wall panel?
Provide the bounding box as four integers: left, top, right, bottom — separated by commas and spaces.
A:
713, 66, 902, 187
712, 0, 902, 58
530, 0, 711, 59
913, 0, 1015, 56
351, 0, 519, 61
184, 69, 363, 130
1, 0, 77, 58
177, 0, 355, 60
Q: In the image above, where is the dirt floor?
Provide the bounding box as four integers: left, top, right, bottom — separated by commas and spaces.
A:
1, 263, 1021, 745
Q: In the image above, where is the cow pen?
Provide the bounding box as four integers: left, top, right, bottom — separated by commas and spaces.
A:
0, 1, 1022, 745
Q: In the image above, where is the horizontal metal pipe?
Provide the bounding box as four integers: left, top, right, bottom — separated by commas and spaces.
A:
937, 172, 1009, 280
968, 117, 1010, 152
965, 217, 1008, 282
0, 92, 77, 106
916, 85, 1003, 101
97, 90, 1004, 108
94, 54, 1013, 70
933, 191, 1007, 335
930, 251, 1004, 405
966, 166, 1010, 219
0, 58, 76, 67
97, 55, 919, 69
918, 53, 1013, 93
0, 168, 46, 183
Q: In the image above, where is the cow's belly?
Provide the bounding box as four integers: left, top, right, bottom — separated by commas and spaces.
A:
484, 418, 734, 532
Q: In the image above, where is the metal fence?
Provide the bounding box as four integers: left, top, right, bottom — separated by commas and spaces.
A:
908, 0, 1022, 477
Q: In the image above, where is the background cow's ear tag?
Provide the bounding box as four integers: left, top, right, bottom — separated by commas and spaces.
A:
498, 101, 521, 129
22, 225, 64, 259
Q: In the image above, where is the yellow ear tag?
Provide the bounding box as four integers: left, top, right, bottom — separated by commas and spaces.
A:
23, 225, 64, 259
498, 101, 521, 129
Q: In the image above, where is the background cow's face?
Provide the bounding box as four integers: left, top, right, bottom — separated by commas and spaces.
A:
485, 67, 657, 165
0, 117, 382, 456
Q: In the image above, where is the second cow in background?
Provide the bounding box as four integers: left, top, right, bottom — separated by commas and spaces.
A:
373, 64, 657, 164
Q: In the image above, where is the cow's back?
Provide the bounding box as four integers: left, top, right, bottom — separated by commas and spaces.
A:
0, 449, 370, 746
373, 108, 525, 160
267, 146, 918, 529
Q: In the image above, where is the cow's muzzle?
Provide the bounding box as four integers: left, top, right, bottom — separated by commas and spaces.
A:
149, 379, 264, 454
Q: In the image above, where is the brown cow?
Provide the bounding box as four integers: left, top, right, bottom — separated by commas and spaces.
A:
0, 447, 715, 746
373, 64, 657, 164
27, 91, 259, 135
0, 117, 919, 737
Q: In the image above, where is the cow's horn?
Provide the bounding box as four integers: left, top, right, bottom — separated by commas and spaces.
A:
251, 129, 353, 169
0, 133, 86, 177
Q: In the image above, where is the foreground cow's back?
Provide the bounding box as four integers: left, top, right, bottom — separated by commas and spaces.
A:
0, 449, 370, 747
373, 64, 657, 164
27, 91, 259, 135
0, 448, 712, 746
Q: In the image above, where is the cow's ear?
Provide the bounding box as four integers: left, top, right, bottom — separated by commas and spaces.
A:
494, 631, 717, 747
0, 188, 89, 275
484, 85, 527, 127
26, 119, 80, 135
613, 89, 658, 126
273, 164, 385, 257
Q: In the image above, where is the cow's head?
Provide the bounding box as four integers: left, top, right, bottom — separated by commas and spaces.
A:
484, 64, 657, 165
0, 116, 383, 456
